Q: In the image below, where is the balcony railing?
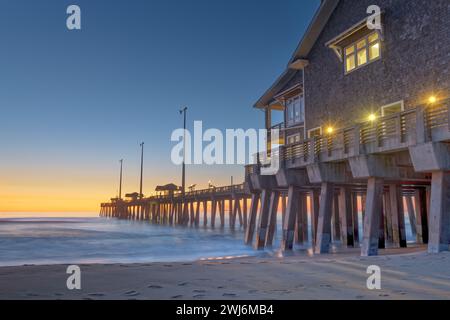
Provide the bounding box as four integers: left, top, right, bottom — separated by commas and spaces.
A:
253, 99, 450, 170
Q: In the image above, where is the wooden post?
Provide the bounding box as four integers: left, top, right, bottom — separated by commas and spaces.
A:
310, 189, 320, 246
236, 198, 243, 227
296, 193, 308, 245
352, 192, 360, 246
315, 182, 334, 254
245, 193, 260, 245
414, 188, 429, 244
195, 201, 200, 226
389, 184, 407, 248
281, 186, 300, 251
338, 187, 354, 247
220, 199, 225, 228
190, 201, 195, 225
383, 191, 393, 243
361, 177, 384, 256
203, 200, 208, 227
211, 199, 217, 228
254, 189, 272, 250
378, 199, 386, 249
243, 197, 248, 230
331, 192, 340, 243
428, 171, 450, 253
265, 191, 280, 247
405, 196, 417, 237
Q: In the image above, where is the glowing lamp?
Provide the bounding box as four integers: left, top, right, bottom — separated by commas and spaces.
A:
326, 127, 334, 134
368, 114, 377, 122
429, 96, 437, 104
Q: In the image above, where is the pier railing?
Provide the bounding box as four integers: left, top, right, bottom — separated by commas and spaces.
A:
254, 99, 450, 170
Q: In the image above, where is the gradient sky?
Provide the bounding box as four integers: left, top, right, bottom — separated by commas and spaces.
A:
0, 0, 320, 215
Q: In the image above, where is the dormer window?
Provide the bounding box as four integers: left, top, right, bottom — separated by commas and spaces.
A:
344, 32, 381, 73
326, 15, 384, 75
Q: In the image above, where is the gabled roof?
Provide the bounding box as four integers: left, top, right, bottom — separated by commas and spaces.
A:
288, 0, 340, 64
254, 0, 340, 108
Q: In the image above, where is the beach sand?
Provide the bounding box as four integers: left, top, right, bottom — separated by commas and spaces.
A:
1, 246, 450, 300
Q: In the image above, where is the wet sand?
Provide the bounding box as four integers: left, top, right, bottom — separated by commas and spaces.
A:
1, 247, 450, 300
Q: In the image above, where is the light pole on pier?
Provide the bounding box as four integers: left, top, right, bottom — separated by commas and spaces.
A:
179, 107, 188, 197
119, 159, 123, 200
139, 142, 144, 199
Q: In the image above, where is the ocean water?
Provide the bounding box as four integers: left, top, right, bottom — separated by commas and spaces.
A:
0, 213, 416, 267
0, 218, 258, 267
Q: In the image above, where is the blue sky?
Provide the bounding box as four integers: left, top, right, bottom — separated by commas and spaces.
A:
0, 0, 320, 212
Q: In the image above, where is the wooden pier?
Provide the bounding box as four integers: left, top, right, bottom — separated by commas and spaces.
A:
100, 184, 252, 230
101, 99, 450, 256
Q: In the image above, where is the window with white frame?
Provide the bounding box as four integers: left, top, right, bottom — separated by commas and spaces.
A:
308, 127, 322, 138
381, 101, 404, 116
344, 32, 381, 74
286, 95, 304, 127
287, 134, 301, 145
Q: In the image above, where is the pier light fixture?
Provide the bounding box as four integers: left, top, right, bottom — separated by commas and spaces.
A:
368, 114, 377, 122
326, 127, 334, 134
428, 96, 437, 104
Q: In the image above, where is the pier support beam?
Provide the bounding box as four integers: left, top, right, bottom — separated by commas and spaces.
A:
254, 189, 272, 250
389, 184, 407, 248
266, 191, 280, 248
315, 182, 334, 254
310, 190, 320, 246
296, 193, 308, 245
338, 187, 354, 247
281, 186, 300, 251
245, 193, 260, 245
405, 196, 417, 237
361, 177, 384, 256
428, 171, 450, 253
414, 188, 429, 244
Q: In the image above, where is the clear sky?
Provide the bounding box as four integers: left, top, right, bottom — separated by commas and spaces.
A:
0, 0, 320, 215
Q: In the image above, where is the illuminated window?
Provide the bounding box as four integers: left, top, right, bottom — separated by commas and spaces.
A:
345, 32, 381, 73
308, 127, 322, 138
287, 134, 301, 145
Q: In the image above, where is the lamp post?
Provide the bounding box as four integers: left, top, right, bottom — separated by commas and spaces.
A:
179, 107, 188, 197
119, 159, 123, 200
139, 142, 144, 199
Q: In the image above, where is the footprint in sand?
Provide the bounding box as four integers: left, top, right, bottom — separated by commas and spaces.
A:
178, 282, 189, 287
171, 295, 183, 299
223, 293, 237, 297
26, 293, 39, 297
379, 293, 390, 297
193, 294, 206, 299
148, 285, 163, 289
193, 289, 206, 293
124, 290, 140, 297
88, 293, 105, 297
217, 286, 225, 289
54, 293, 64, 297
